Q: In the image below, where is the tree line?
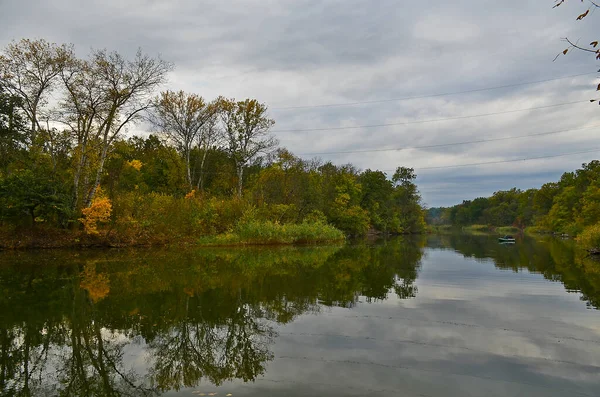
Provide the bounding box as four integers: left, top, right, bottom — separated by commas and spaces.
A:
428, 161, 600, 244
0, 38, 425, 243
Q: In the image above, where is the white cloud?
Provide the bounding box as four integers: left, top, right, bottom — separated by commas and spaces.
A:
1, 0, 598, 206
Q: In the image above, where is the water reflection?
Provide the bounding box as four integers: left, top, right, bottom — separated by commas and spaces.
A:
430, 234, 600, 308
0, 240, 425, 396
2, 236, 600, 396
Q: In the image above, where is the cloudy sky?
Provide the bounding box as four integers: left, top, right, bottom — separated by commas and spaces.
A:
1, 0, 599, 206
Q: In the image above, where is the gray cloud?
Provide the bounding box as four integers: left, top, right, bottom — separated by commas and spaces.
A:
1, 0, 598, 206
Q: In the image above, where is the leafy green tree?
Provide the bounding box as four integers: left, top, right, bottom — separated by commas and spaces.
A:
359, 169, 394, 231
0, 87, 27, 174
484, 189, 521, 226
516, 189, 536, 229
390, 167, 426, 233
323, 168, 370, 235
426, 207, 451, 225
0, 170, 70, 226
580, 184, 600, 226
533, 183, 560, 223
103, 135, 187, 196
218, 98, 277, 197
251, 149, 309, 214
330, 191, 370, 236
575, 160, 600, 191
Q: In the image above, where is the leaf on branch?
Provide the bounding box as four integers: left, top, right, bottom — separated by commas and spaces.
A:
553, 0, 565, 8
597, 83, 600, 91
563, 48, 569, 55
577, 10, 590, 20
591, 41, 599, 48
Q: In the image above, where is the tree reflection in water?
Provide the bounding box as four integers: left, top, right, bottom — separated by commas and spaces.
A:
3, 236, 598, 395
0, 240, 427, 395
429, 234, 600, 308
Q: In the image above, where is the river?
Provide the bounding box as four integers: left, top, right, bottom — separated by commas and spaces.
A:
1, 234, 599, 396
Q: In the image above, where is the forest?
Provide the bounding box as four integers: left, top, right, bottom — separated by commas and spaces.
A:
427, 160, 600, 249
0, 38, 425, 247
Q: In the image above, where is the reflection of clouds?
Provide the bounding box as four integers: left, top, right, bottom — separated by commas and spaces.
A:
258, 247, 600, 397
270, 323, 599, 396
3, 242, 599, 396
100, 327, 132, 343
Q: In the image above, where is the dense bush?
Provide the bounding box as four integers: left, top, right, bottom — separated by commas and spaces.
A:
110, 193, 251, 243
578, 224, 600, 250
0, 170, 71, 227
200, 219, 345, 245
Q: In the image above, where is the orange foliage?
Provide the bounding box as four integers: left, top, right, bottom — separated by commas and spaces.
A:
80, 196, 112, 235
80, 262, 110, 303
185, 189, 196, 199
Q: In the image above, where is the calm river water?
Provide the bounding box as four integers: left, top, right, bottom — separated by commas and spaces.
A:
1, 235, 599, 396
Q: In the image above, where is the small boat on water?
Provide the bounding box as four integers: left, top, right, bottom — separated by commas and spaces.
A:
498, 235, 516, 243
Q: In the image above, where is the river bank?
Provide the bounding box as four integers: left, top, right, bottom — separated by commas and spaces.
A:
0, 220, 345, 250
427, 224, 522, 235
427, 224, 600, 253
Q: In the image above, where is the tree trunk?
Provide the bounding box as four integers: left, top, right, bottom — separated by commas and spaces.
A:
196, 148, 209, 191
93, 321, 113, 394
86, 143, 109, 207
72, 152, 86, 211
237, 165, 244, 198
22, 330, 30, 396
8, 102, 14, 134
29, 97, 41, 143
30, 115, 36, 139
72, 133, 90, 211
185, 147, 193, 191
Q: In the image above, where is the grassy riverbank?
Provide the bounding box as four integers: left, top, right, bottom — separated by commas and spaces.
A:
428, 224, 521, 235
198, 220, 345, 246
428, 223, 600, 253
0, 220, 345, 249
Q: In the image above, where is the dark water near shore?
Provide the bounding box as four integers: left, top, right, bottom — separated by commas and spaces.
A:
1, 235, 599, 396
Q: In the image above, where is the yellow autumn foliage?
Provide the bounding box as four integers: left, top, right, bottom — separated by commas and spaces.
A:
80, 196, 113, 235
127, 159, 143, 171
80, 262, 110, 302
